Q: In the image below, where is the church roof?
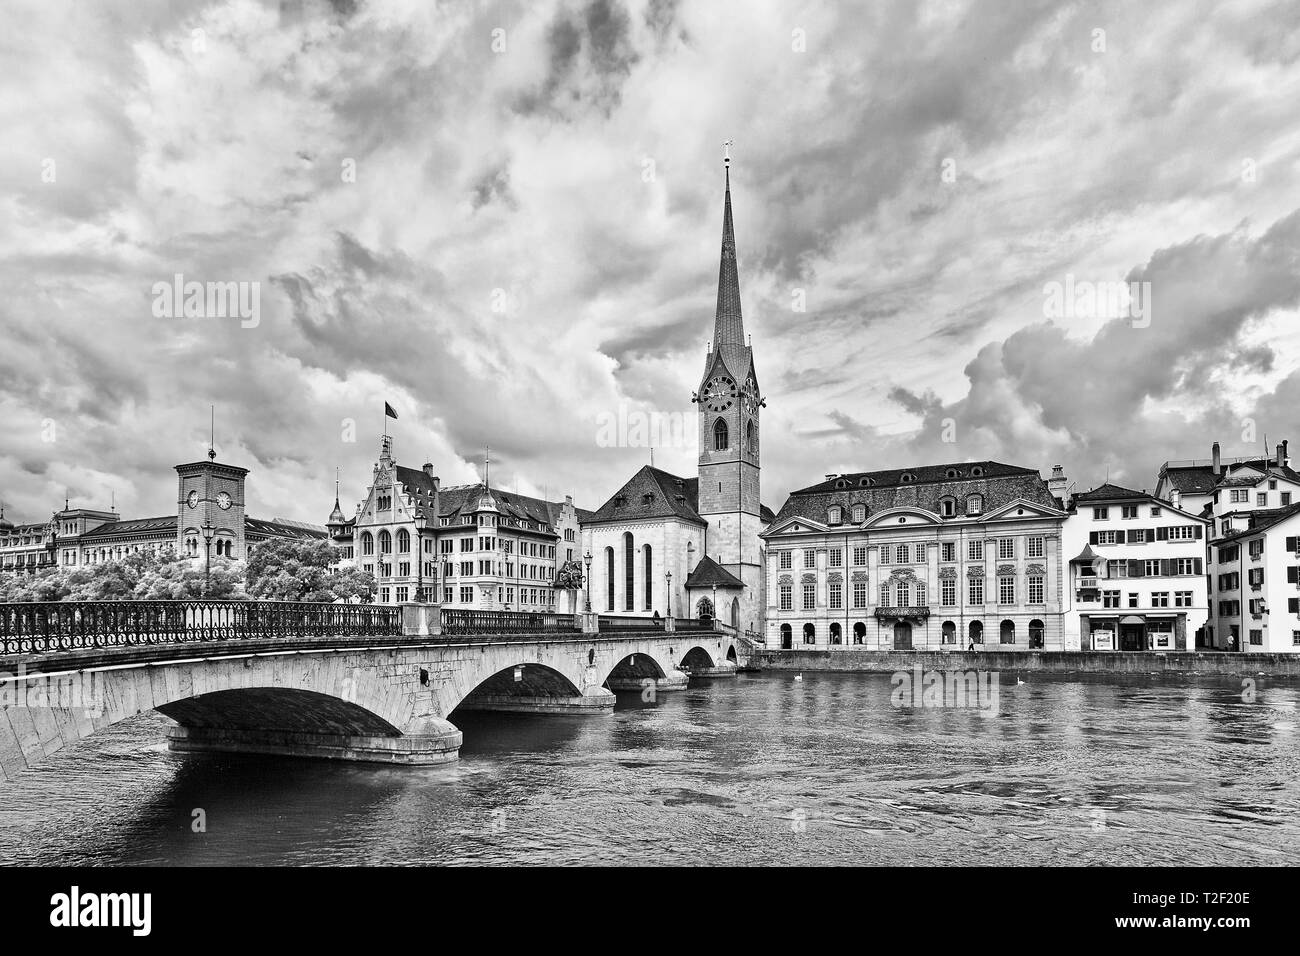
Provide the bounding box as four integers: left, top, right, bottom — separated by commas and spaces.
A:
685, 555, 744, 589
701, 158, 757, 392
585, 466, 704, 526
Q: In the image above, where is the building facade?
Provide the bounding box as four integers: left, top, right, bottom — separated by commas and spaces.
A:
761, 462, 1068, 651
582, 154, 772, 635
1206, 504, 1300, 652
330, 436, 587, 609
1062, 484, 1210, 651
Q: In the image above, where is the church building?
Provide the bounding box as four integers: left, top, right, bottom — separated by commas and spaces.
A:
582, 153, 774, 636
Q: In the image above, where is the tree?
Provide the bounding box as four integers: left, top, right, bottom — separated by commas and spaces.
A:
245, 538, 375, 603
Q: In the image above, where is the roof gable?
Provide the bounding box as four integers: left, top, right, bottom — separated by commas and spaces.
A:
585, 466, 704, 525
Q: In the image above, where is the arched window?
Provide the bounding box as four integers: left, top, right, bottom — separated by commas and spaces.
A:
970, 466, 984, 477
830, 623, 842, 644
940, 496, 956, 517
828, 505, 843, 524
397, 529, 411, 553
746, 419, 757, 454
361, 531, 374, 555
853, 621, 866, 644
605, 546, 615, 611
780, 623, 793, 649
942, 620, 956, 644
803, 622, 816, 645
713, 418, 729, 451
900, 472, 915, 483
1029, 619, 1045, 649
945, 468, 959, 479
969, 620, 984, 645
851, 504, 866, 523
643, 544, 653, 611
966, 494, 983, 515
623, 532, 635, 611
1000, 619, 1015, 644
379, 530, 392, 553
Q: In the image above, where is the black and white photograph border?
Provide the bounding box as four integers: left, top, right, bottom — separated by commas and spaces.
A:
0, 0, 1296, 924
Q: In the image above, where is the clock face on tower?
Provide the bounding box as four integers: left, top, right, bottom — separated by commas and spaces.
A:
216, 491, 232, 511
741, 391, 758, 416
187, 490, 199, 509
702, 375, 737, 412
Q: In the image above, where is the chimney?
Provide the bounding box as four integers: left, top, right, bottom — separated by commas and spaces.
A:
1212, 442, 1221, 476
825, 474, 838, 482
1171, 489, 1182, 511
1279, 440, 1289, 469
422, 462, 435, 478
1046, 464, 1069, 507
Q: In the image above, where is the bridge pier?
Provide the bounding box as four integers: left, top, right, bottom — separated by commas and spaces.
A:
605, 671, 691, 693
685, 661, 738, 678
455, 685, 616, 715
165, 716, 463, 765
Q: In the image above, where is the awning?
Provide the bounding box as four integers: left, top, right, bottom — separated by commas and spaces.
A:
1120, 615, 1145, 625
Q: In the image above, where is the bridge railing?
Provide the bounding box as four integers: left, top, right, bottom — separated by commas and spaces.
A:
0, 600, 402, 655
439, 608, 578, 636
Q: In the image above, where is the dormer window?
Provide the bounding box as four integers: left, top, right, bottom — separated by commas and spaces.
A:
859, 477, 871, 487
945, 468, 959, 479
835, 479, 850, 489
828, 505, 843, 524
966, 493, 983, 515
940, 496, 956, 517
970, 466, 984, 477
851, 504, 866, 523
900, 473, 915, 483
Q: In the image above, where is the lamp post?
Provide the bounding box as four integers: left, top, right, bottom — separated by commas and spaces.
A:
666, 570, 673, 618
711, 583, 718, 624
201, 518, 215, 596
583, 550, 593, 612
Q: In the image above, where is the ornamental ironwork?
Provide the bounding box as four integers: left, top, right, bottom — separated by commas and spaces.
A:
874, 606, 931, 622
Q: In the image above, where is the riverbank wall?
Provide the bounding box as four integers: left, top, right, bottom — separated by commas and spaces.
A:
750, 648, 1300, 677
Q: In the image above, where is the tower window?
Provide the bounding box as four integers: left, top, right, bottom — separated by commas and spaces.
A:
746, 419, 757, 455
713, 418, 729, 451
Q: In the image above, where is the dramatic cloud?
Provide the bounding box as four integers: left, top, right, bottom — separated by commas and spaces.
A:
1, 0, 1299, 524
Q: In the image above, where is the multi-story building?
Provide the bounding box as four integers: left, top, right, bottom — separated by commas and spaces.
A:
1156, 440, 1300, 536
330, 436, 587, 608
1206, 503, 1300, 652
583, 153, 774, 634
1062, 484, 1210, 651
761, 461, 1068, 651
1, 449, 326, 577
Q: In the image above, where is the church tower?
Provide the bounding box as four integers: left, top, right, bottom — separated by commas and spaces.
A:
694, 145, 763, 631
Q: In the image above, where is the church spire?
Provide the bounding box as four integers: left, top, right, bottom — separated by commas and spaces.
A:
713, 141, 745, 366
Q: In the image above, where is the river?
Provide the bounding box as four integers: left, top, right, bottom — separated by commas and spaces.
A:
1, 671, 1297, 865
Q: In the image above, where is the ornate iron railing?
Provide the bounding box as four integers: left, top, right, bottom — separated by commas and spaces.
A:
439, 608, 578, 636
874, 606, 932, 621
0, 600, 401, 656
597, 615, 666, 632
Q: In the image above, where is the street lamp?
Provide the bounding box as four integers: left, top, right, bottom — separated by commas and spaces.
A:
666, 570, 673, 618
583, 550, 593, 612
201, 518, 216, 596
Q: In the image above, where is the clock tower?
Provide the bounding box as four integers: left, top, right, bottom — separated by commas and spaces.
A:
693, 147, 764, 631
176, 450, 249, 561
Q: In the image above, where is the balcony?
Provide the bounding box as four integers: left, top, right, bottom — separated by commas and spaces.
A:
874, 606, 931, 622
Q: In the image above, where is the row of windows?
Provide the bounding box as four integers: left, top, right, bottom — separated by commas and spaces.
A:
1101, 590, 1197, 608
602, 533, 655, 612
777, 536, 1046, 569
778, 574, 1048, 610
435, 586, 556, 606
360, 529, 556, 559
825, 495, 986, 525
781, 617, 1042, 646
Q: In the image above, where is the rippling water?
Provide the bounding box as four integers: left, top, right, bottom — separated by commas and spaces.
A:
1, 672, 1298, 865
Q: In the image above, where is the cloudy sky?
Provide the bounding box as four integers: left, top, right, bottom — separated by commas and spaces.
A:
2, 0, 1300, 525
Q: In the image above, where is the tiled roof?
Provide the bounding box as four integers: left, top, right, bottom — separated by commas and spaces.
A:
684, 555, 744, 589
246, 517, 328, 540
438, 483, 572, 534
1160, 458, 1300, 495
585, 466, 705, 525
79, 516, 176, 538
772, 460, 1057, 527
1214, 503, 1300, 545
1072, 482, 1152, 502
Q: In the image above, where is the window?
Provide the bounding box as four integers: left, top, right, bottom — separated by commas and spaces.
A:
896, 544, 910, 564
1095, 530, 1121, 545
941, 542, 956, 562
713, 418, 729, 450
361, 532, 374, 556
880, 545, 892, 564
968, 539, 983, 561
880, 582, 891, 606
828, 549, 842, 568
941, 579, 956, 606
1000, 620, 1015, 644
397, 529, 411, 552
1150, 506, 1162, 517
915, 583, 926, 606
829, 581, 843, 610
1152, 591, 1170, 607
1027, 536, 1044, 558
1284, 493, 1293, 506
1230, 489, 1248, 503
966, 494, 983, 515
942, 621, 957, 644
1257, 493, 1268, 507
624, 532, 635, 611
779, 584, 792, 610
1028, 575, 1044, 604
852, 504, 866, 523
998, 575, 1015, 605
802, 583, 816, 610
605, 546, 615, 611
1293, 631, 1300, 647
459, 586, 473, 603
779, 551, 792, 569
1175, 591, 1193, 607
828, 505, 843, 524
968, 577, 984, 605
1103, 590, 1120, 608
896, 582, 910, 605
1128, 592, 1139, 608
804, 550, 815, 569
998, 538, 1015, 559
940, 497, 956, 517
643, 544, 653, 611
852, 546, 867, 566
853, 580, 867, 608
1249, 629, 1263, 646
915, 544, 926, 563
1093, 507, 1109, 520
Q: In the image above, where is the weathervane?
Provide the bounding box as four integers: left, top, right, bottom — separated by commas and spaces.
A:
723, 140, 732, 168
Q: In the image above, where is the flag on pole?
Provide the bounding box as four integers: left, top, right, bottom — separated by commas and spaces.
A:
384, 402, 398, 420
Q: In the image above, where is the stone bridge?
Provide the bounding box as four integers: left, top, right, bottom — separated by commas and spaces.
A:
0, 602, 739, 780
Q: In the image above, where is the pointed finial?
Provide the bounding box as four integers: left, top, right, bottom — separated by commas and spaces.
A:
723, 140, 732, 167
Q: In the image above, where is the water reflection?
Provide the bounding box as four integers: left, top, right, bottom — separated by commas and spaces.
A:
0, 672, 1297, 865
